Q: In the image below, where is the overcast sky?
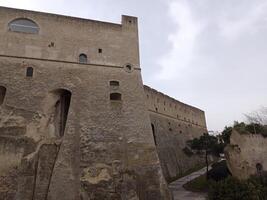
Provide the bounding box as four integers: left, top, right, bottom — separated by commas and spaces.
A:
1, 0, 267, 131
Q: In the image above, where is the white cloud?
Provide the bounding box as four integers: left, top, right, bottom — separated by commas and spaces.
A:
157, 0, 204, 80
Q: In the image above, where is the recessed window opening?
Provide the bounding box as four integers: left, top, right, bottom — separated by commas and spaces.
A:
151, 124, 157, 145
9, 18, 39, 34
54, 89, 72, 137
110, 93, 122, 101
110, 81, 120, 87
26, 67, 34, 77
0, 86, 7, 105
256, 163, 263, 173
79, 54, 88, 64
98, 48, 102, 53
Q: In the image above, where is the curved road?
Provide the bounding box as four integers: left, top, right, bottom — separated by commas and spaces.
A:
169, 167, 207, 200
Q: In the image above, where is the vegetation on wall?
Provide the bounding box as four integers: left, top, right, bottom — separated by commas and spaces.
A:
233, 121, 267, 137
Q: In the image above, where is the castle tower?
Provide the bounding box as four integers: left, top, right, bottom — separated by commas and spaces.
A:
0, 7, 171, 200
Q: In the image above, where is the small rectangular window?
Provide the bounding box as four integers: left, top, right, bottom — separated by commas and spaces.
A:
110, 81, 119, 86
110, 93, 122, 101
26, 67, 33, 77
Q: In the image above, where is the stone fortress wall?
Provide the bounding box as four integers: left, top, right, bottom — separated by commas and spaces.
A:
144, 86, 207, 181
0, 6, 208, 199
225, 130, 267, 180
0, 7, 171, 200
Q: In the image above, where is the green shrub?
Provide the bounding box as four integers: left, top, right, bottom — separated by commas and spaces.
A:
208, 175, 267, 200
233, 122, 267, 138
208, 160, 231, 181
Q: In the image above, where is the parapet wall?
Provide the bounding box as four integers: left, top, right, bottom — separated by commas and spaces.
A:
144, 86, 208, 181
144, 85, 207, 129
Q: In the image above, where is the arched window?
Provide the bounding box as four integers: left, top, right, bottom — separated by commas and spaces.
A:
8, 18, 39, 34
52, 89, 72, 137
79, 54, 88, 64
26, 67, 34, 77
110, 93, 122, 101
0, 86, 7, 105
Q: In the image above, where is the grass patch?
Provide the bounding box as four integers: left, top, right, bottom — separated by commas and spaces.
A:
183, 174, 209, 193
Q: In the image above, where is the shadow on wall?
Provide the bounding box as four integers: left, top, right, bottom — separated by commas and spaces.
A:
52, 89, 71, 137
43, 89, 72, 138
0, 86, 6, 105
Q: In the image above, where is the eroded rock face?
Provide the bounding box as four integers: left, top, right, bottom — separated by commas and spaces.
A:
0, 89, 69, 200
225, 130, 267, 180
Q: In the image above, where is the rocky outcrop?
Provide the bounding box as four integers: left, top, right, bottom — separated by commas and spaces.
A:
225, 129, 267, 180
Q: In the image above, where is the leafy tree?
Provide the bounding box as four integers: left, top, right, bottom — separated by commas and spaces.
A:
187, 133, 220, 179
221, 126, 232, 144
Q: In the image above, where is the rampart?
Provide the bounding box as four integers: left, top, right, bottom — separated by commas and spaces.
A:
144, 86, 207, 181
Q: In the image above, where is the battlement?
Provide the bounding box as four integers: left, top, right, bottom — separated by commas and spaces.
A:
144, 85, 207, 128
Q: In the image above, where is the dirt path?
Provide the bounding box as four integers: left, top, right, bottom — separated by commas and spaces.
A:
169, 167, 207, 200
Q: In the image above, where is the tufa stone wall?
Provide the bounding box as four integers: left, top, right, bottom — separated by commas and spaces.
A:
225, 130, 267, 180
144, 86, 208, 182
0, 7, 171, 200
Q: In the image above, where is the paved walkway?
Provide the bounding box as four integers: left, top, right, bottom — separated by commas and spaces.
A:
169, 167, 208, 200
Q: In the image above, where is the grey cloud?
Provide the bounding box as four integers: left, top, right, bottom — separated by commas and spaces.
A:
0, 0, 266, 131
